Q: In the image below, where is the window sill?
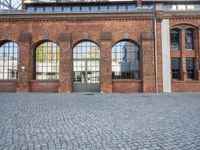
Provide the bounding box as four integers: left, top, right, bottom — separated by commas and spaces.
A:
0, 80, 18, 82
30, 80, 59, 83
112, 79, 142, 82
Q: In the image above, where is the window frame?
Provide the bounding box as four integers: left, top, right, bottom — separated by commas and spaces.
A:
33, 42, 60, 80
0, 42, 19, 80
112, 40, 140, 80
171, 58, 181, 80
170, 28, 181, 51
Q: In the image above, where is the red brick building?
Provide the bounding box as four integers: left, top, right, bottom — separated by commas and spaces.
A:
0, 0, 200, 93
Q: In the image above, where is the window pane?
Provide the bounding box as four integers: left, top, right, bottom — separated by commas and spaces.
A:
170, 29, 180, 50
186, 58, 195, 80
35, 42, 60, 80
185, 29, 194, 50
112, 41, 140, 79
171, 58, 181, 80
0, 42, 19, 80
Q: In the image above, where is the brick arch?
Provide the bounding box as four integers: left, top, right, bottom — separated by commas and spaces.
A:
72, 39, 101, 50
112, 39, 141, 49
31, 39, 60, 50
170, 23, 198, 30
0, 39, 20, 47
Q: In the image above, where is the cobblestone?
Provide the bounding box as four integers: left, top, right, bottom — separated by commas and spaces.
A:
0, 93, 200, 149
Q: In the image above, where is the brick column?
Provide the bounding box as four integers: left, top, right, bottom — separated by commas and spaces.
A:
58, 41, 72, 93
141, 32, 155, 93
100, 41, 112, 93
17, 41, 30, 92
181, 27, 187, 81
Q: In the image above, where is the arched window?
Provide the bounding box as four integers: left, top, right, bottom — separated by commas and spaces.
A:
0, 42, 19, 80
170, 29, 181, 50
34, 42, 60, 80
73, 41, 100, 85
112, 41, 140, 79
185, 28, 194, 50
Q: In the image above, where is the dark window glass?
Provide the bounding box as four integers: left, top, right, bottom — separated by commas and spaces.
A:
112, 41, 140, 80
185, 28, 194, 50
171, 58, 181, 80
186, 58, 195, 79
0, 42, 19, 80
170, 29, 180, 50
34, 42, 60, 80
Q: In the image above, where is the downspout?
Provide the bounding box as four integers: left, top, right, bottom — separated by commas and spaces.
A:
154, 9, 158, 93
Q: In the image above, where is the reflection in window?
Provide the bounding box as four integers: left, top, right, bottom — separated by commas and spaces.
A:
118, 5, 126, 11
0, 42, 18, 80
34, 42, 60, 80
186, 58, 195, 80
171, 58, 181, 80
185, 28, 194, 50
45, 7, 53, 12
81, 6, 90, 12
36, 7, 44, 12
112, 41, 140, 80
170, 29, 180, 50
54, 6, 62, 12
100, 6, 108, 11
73, 42, 100, 84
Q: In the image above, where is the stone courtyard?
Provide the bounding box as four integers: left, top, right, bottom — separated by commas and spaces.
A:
0, 93, 200, 150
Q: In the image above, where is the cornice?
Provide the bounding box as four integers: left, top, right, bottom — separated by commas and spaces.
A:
0, 12, 154, 23
162, 11, 200, 19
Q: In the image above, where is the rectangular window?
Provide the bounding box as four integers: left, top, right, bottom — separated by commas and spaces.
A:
91, 6, 99, 12
63, 7, 71, 12
185, 29, 194, 50
118, 5, 126, 11
100, 6, 108, 11
45, 7, 53, 12
186, 58, 195, 80
36, 7, 44, 12
27, 6, 35, 12
171, 58, 181, 80
81, 6, 90, 12
72, 6, 80, 12
54, 7, 62, 12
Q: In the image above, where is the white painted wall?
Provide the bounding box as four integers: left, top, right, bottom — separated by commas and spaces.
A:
161, 19, 171, 92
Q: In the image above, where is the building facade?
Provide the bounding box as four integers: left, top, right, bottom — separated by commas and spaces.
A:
0, 0, 200, 93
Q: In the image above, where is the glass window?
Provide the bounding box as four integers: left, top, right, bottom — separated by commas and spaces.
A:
81, 6, 90, 12
72, 6, 80, 12
54, 6, 62, 12
127, 5, 136, 11
27, 6, 35, 12
45, 6, 53, 12
73, 41, 100, 84
109, 6, 117, 11
0, 42, 19, 80
34, 42, 60, 80
178, 5, 186, 10
187, 5, 195, 10
63, 7, 71, 12
171, 58, 181, 80
112, 41, 140, 80
186, 58, 195, 80
185, 28, 194, 50
100, 6, 108, 11
118, 5, 126, 11
36, 7, 44, 12
91, 6, 99, 12
170, 29, 180, 50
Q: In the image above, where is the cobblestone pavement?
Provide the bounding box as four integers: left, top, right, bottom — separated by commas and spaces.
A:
0, 93, 200, 150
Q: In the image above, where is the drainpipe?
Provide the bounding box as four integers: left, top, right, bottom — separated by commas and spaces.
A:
154, 9, 158, 93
